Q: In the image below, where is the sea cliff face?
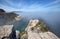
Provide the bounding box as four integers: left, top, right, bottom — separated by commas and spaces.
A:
21, 19, 60, 39
0, 9, 21, 39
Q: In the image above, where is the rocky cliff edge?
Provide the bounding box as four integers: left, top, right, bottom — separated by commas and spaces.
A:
21, 19, 60, 39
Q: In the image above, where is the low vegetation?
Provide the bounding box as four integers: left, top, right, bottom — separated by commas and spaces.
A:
20, 30, 27, 36
31, 20, 49, 33
20, 20, 49, 39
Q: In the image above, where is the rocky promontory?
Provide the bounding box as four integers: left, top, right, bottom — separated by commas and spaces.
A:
21, 19, 60, 39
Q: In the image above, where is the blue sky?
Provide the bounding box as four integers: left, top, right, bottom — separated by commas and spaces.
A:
0, 0, 60, 12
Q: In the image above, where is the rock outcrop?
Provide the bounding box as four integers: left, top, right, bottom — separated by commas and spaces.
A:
21, 19, 60, 39
16, 30, 20, 39
0, 9, 5, 12
0, 9, 21, 39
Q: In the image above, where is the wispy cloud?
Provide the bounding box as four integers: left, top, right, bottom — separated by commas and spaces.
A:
0, 0, 60, 12
20, 0, 60, 12
44, 0, 60, 7
0, 4, 21, 12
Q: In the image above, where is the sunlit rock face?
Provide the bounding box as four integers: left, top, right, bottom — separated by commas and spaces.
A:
25, 19, 39, 32
0, 9, 21, 39
21, 19, 60, 39
16, 30, 20, 39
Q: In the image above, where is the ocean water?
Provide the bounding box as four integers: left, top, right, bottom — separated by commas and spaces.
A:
14, 11, 60, 37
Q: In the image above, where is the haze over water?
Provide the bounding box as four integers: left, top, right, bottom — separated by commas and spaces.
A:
14, 11, 60, 37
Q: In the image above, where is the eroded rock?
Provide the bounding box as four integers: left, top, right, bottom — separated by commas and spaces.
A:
21, 19, 60, 39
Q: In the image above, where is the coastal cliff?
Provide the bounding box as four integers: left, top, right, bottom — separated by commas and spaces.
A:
21, 19, 60, 39
0, 9, 21, 39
